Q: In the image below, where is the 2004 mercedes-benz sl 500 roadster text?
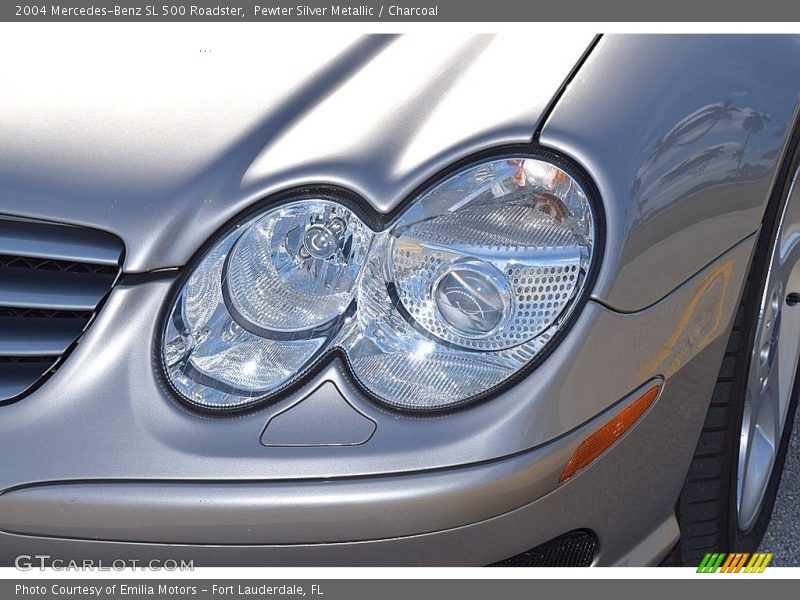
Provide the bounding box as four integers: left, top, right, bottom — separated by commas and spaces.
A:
1, 33, 800, 566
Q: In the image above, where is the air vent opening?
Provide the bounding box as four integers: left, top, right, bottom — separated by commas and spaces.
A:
0, 217, 123, 404
0, 254, 118, 275
491, 529, 598, 567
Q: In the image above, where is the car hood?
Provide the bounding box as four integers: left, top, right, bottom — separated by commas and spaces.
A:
0, 30, 594, 272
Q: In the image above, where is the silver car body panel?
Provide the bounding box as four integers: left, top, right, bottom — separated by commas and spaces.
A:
542, 34, 800, 311
0, 237, 755, 566
1, 33, 799, 565
0, 32, 593, 273
0, 381, 660, 545
0, 236, 754, 482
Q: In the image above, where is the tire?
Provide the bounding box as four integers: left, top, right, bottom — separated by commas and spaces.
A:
675, 147, 800, 566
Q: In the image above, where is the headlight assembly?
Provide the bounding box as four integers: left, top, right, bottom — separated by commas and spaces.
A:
161, 153, 599, 412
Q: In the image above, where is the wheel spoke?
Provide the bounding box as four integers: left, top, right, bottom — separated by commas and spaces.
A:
738, 397, 756, 507
769, 352, 783, 442
738, 165, 800, 531
779, 232, 800, 278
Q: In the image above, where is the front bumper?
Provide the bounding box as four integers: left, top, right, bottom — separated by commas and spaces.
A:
0, 235, 755, 565
0, 365, 692, 565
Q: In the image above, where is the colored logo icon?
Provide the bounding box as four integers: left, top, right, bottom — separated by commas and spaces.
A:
697, 553, 773, 573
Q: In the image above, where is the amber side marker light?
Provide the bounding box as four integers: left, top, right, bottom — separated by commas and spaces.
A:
559, 384, 662, 484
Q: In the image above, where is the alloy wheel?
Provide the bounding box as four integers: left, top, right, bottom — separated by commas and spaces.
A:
738, 167, 800, 530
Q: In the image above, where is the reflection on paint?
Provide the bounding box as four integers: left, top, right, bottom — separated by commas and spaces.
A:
639, 259, 734, 379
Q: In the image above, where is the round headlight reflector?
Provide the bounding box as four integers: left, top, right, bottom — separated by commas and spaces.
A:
226, 200, 371, 334
160, 154, 598, 412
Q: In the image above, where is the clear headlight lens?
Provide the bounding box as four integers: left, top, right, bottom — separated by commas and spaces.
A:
162, 156, 597, 412
226, 201, 372, 334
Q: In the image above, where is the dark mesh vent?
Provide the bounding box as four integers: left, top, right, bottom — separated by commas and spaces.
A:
492, 530, 598, 567
0, 254, 118, 275
0, 306, 93, 321
0, 217, 123, 404
0, 356, 58, 365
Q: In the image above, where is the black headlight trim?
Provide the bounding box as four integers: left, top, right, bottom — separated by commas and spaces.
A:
156, 144, 605, 416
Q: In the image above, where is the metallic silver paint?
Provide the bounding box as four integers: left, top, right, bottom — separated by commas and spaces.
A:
1, 33, 798, 565
0, 237, 755, 564
541, 34, 800, 311
0, 237, 754, 484
0, 322, 720, 565
261, 381, 377, 447
0, 217, 121, 266
0, 382, 660, 545
0, 32, 594, 273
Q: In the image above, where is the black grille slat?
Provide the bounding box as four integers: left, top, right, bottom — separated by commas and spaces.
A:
0, 267, 116, 311
492, 530, 598, 567
0, 217, 123, 403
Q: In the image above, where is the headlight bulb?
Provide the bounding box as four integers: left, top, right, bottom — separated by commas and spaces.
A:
226, 201, 372, 335
299, 218, 346, 260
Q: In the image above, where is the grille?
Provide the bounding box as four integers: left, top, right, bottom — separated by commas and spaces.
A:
492, 530, 598, 567
0, 216, 123, 403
